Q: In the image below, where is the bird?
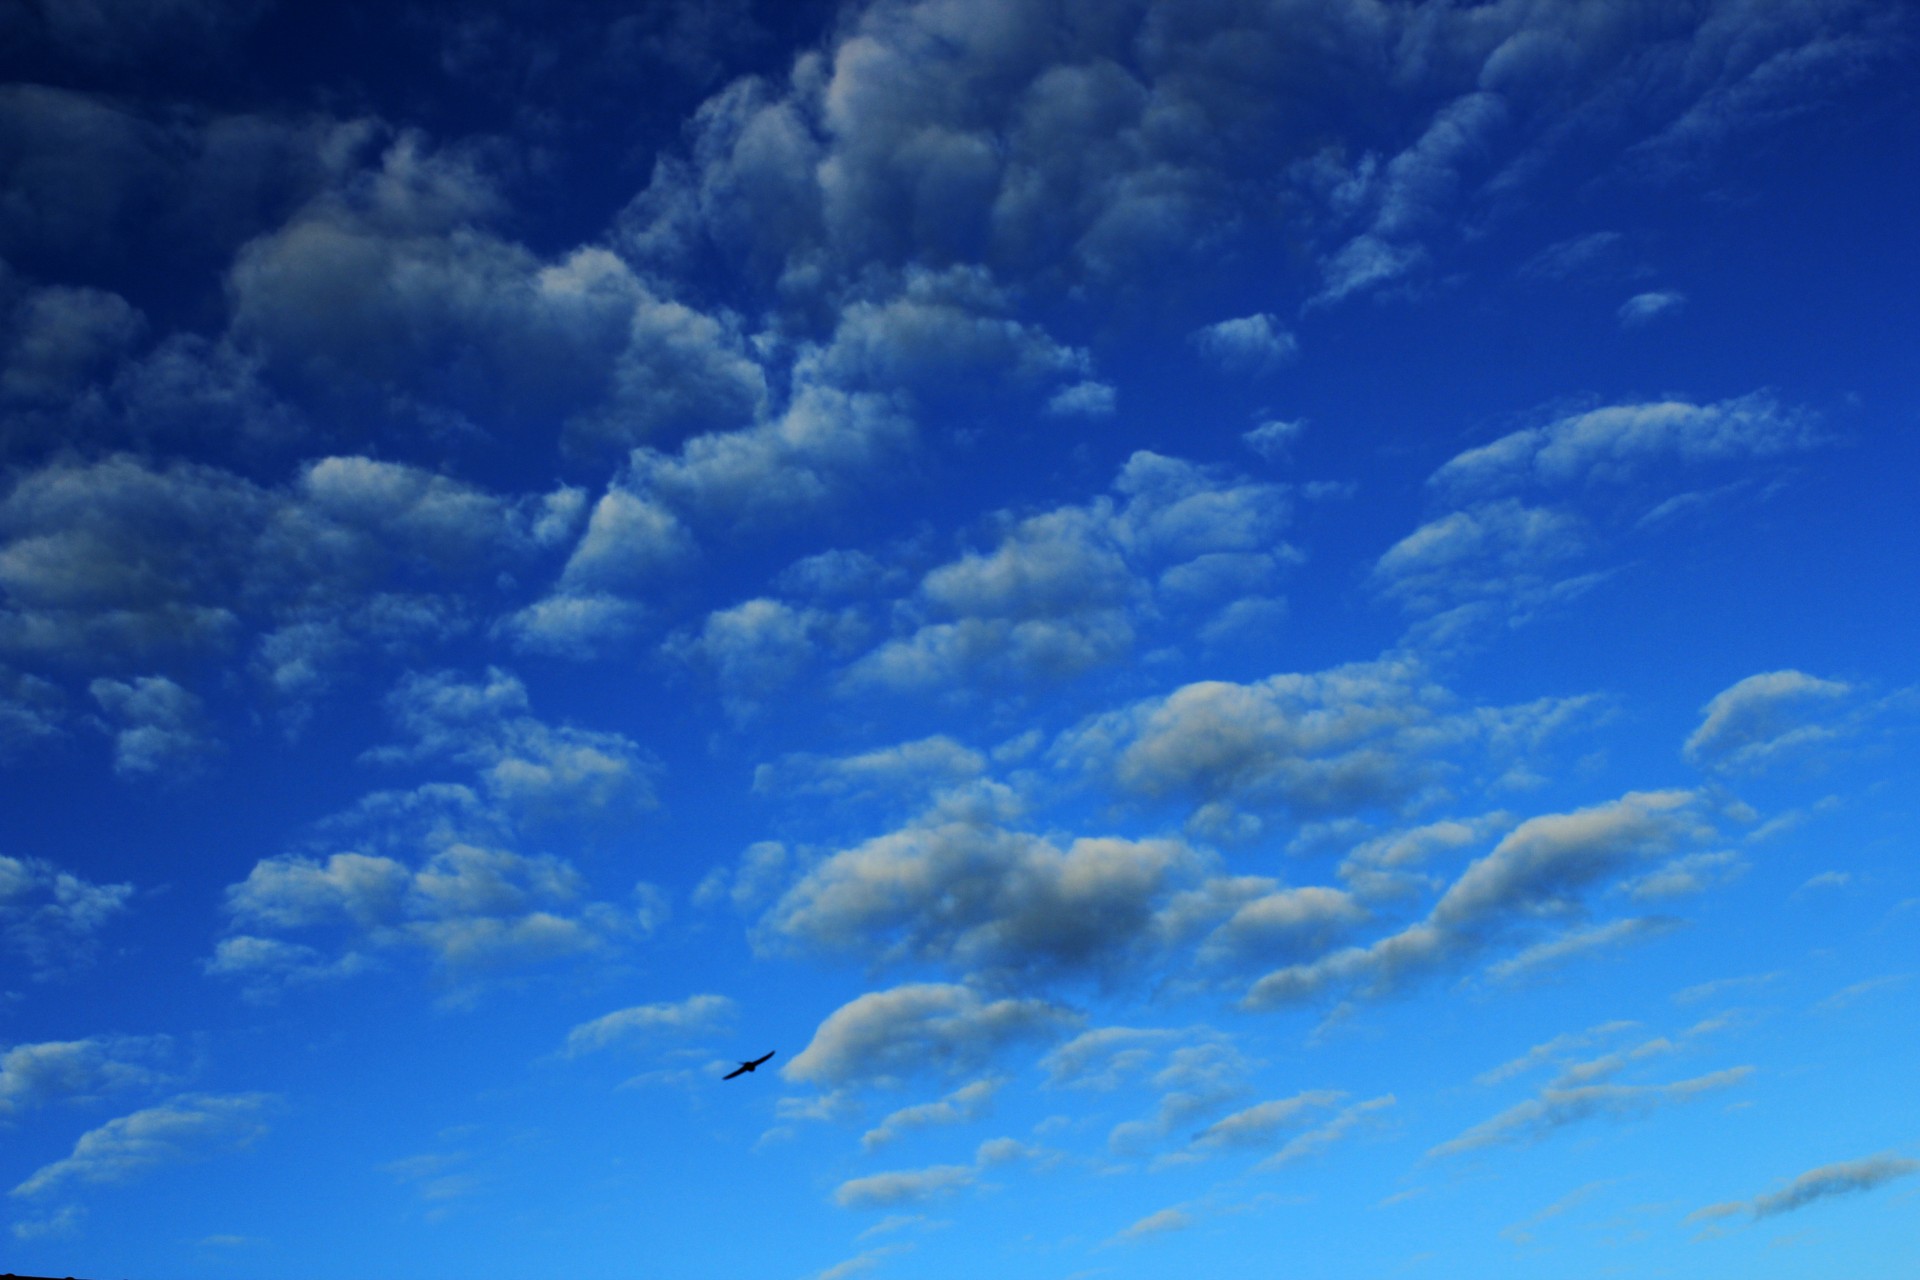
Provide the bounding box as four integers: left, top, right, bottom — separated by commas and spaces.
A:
723, 1050, 775, 1080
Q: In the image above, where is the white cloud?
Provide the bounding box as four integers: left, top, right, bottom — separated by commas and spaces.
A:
10, 1092, 274, 1198
88, 674, 214, 779
1245, 791, 1705, 1008
783, 983, 1078, 1089
1618, 290, 1685, 327
1242, 419, 1304, 463
832, 1164, 975, 1210
1190, 314, 1295, 374
1430, 1068, 1750, 1159
1371, 500, 1589, 617
1056, 659, 1578, 840
1690, 1155, 1920, 1225
862, 1077, 1003, 1151
0, 1035, 173, 1114
562, 994, 734, 1057
1683, 670, 1853, 772
1431, 393, 1820, 497
1188, 1091, 1343, 1155
754, 736, 986, 806
369, 668, 659, 821
666, 598, 864, 720
1485, 916, 1681, 983
0, 854, 133, 977
1045, 380, 1115, 417
1254, 1095, 1396, 1170
763, 800, 1212, 980
1118, 1206, 1193, 1240
845, 450, 1293, 693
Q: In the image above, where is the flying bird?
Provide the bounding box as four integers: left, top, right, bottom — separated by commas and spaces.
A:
723, 1050, 775, 1080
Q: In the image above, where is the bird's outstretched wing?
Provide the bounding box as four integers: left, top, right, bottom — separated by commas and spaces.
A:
723, 1051, 774, 1080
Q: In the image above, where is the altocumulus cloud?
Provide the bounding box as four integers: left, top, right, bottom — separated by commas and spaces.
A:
1688, 1154, 1919, 1226
10, 1093, 274, 1199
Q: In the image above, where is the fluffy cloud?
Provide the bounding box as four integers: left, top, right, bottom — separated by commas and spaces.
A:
216, 840, 650, 989
1245, 791, 1705, 1008
1430, 394, 1820, 497
0, 1035, 173, 1115
754, 736, 987, 807
665, 598, 866, 720
0, 854, 133, 977
832, 1163, 975, 1210
847, 450, 1294, 692
1683, 670, 1854, 772
10, 1092, 274, 1199
1056, 659, 1577, 838
0, 452, 563, 671
783, 983, 1078, 1089
862, 1077, 1002, 1151
369, 668, 659, 821
763, 799, 1211, 980
88, 674, 214, 779
1189, 314, 1295, 374
1618, 290, 1685, 327
561, 994, 734, 1058
1371, 501, 1590, 617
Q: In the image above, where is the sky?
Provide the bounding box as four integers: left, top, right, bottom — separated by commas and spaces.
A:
2, 0, 1918, 1276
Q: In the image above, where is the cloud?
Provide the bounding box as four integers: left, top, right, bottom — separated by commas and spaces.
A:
561, 995, 735, 1058
1431, 1068, 1751, 1159
1045, 381, 1115, 417
1242, 419, 1304, 463
1187, 1091, 1344, 1155
0, 1035, 174, 1115
1056, 658, 1583, 841
783, 983, 1078, 1090
763, 792, 1214, 980
1245, 790, 1704, 1008
0, 452, 559, 671
1485, 916, 1682, 983
846, 450, 1293, 693
1255, 1095, 1396, 1170
1107, 1038, 1257, 1158
11, 1092, 274, 1198
1752, 1155, 1919, 1219
0, 854, 134, 977
754, 736, 986, 807
1618, 290, 1685, 327
368, 668, 660, 821
813, 1243, 914, 1280
1190, 315, 1296, 374
665, 599, 865, 720
216, 840, 653, 989
1371, 500, 1590, 617
862, 1078, 1003, 1151
1117, 1206, 1193, 1240
1476, 1021, 1642, 1087
1683, 670, 1853, 772
1621, 850, 1746, 902
1430, 393, 1820, 497
832, 1164, 976, 1210
88, 674, 215, 779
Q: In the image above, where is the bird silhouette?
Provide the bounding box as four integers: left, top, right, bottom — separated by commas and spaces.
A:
723, 1050, 775, 1080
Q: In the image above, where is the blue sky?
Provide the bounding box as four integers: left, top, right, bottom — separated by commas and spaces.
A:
2, 1, 1918, 1276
